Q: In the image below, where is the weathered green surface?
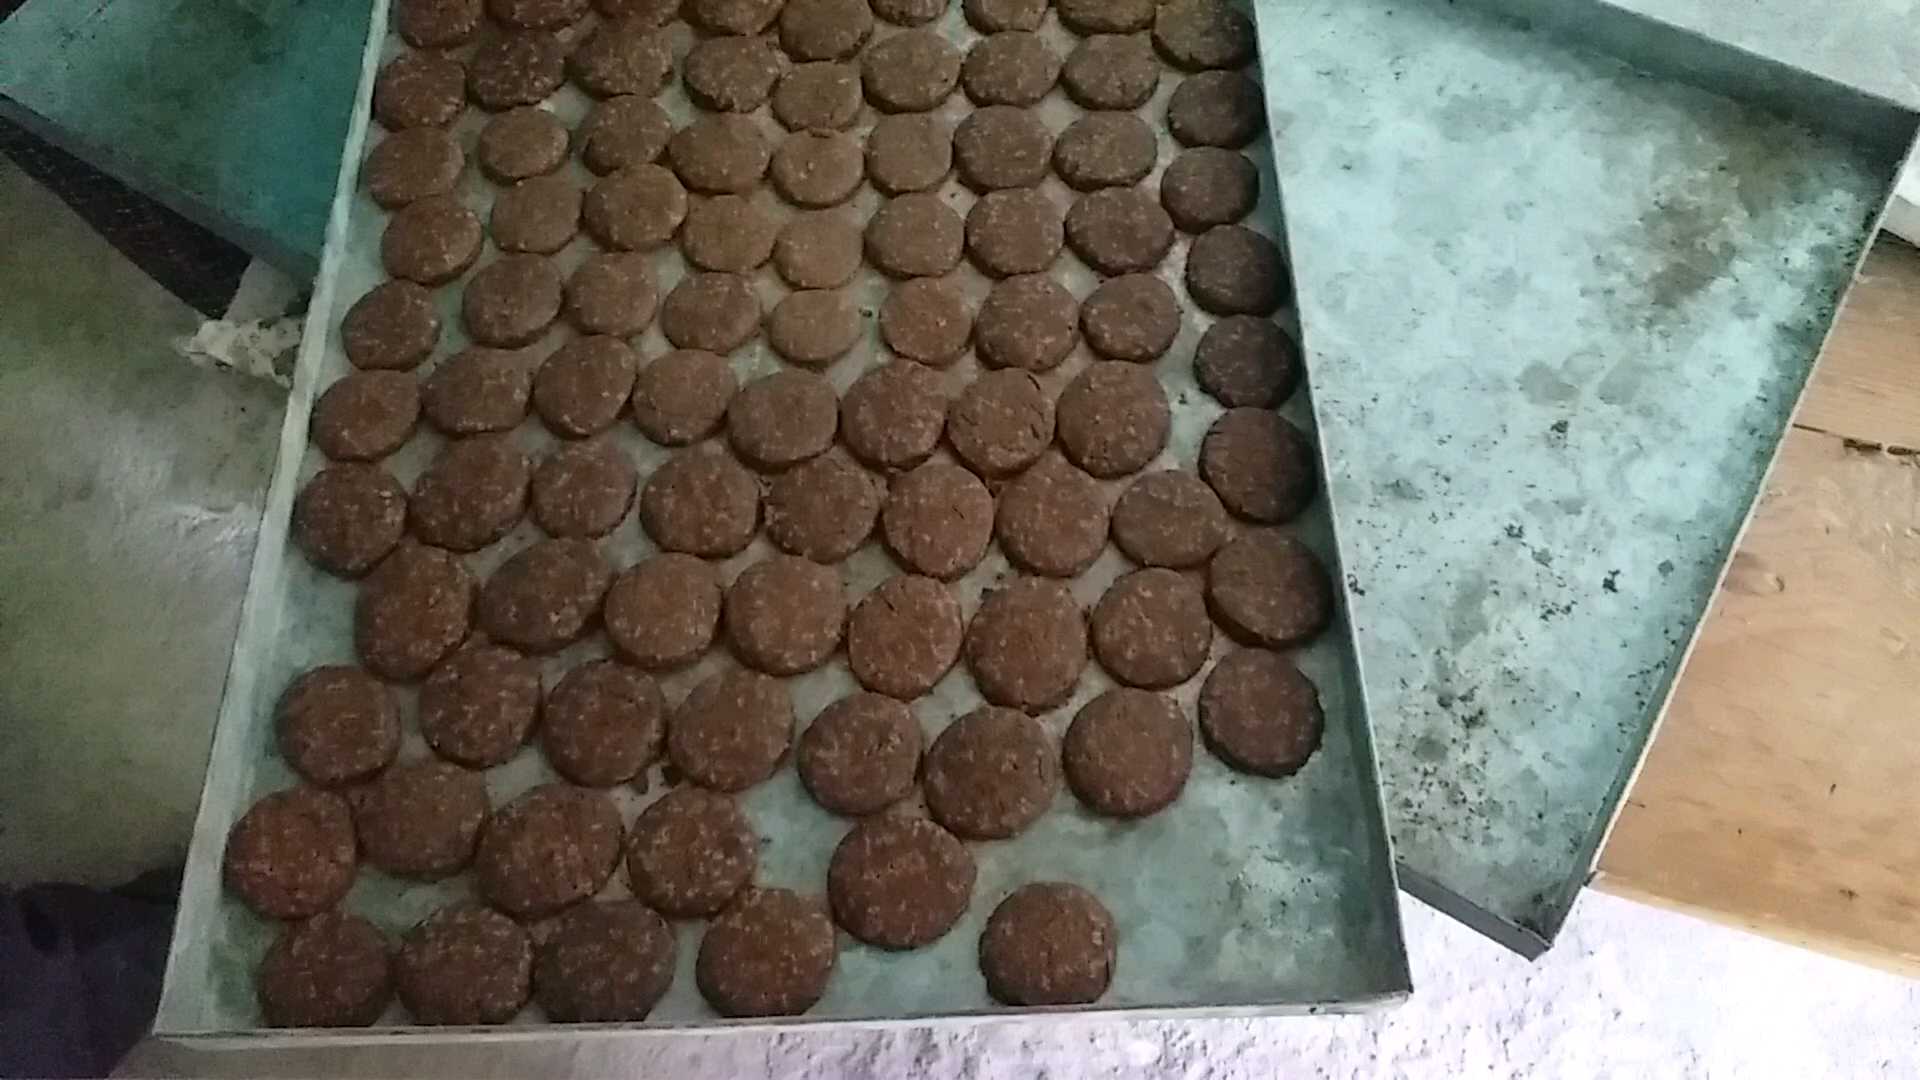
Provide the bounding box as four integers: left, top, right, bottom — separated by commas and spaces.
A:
0, 0, 371, 275
1254, 0, 1913, 950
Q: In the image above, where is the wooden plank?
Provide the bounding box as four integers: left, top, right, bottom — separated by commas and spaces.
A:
1597, 237, 1920, 972
1794, 240, 1920, 448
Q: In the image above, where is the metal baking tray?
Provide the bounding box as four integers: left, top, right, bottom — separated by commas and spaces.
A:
155, 0, 1411, 1035
1253, 0, 1919, 952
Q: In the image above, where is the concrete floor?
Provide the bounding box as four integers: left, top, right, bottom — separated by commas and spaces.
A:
0, 156, 283, 887
4, 160, 1919, 1075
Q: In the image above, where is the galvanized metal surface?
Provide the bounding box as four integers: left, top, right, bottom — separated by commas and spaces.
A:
154, 0, 1411, 1036
0, 0, 369, 274
1253, 0, 1915, 950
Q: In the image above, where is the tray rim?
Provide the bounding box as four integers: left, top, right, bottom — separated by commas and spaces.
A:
154, 0, 1414, 1035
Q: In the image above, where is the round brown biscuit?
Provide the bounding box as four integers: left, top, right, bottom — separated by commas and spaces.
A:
828, 815, 975, 948
477, 537, 612, 653
1066, 186, 1175, 275
865, 113, 952, 194
533, 335, 639, 437
1110, 469, 1229, 568
312, 370, 419, 463
584, 164, 687, 250
668, 668, 793, 792
1064, 688, 1191, 817
685, 34, 782, 111
1054, 112, 1157, 191
579, 96, 673, 175
727, 369, 838, 470
961, 32, 1060, 107
565, 250, 659, 336
626, 787, 757, 916
682, 194, 779, 273
965, 577, 1088, 711
532, 438, 635, 538
275, 666, 401, 787
771, 132, 864, 208
1060, 0, 1153, 33
463, 254, 563, 347
476, 784, 623, 918
468, 32, 566, 111
258, 912, 392, 1028
1193, 315, 1297, 407
1161, 146, 1258, 232
423, 348, 534, 435
1057, 362, 1170, 478
396, 904, 530, 1025
880, 462, 993, 579
979, 882, 1115, 1005
1081, 273, 1180, 363
534, 901, 675, 1022
688, 0, 782, 33
1168, 70, 1265, 149
1091, 567, 1211, 688
419, 644, 540, 767
351, 758, 489, 879
568, 19, 671, 98
594, 0, 680, 22
879, 277, 971, 365
669, 115, 771, 195
696, 888, 836, 1017
1187, 224, 1289, 315
767, 289, 861, 367
639, 448, 760, 557
355, 542, 474, 681
775, 209, 863, 289
293, 464, 408, 578
798, 693, 922, 815
541, 659, 665, 786
365, 128, 464, 209
964, 0, 1045, 32
779, 0, 873, 61
381, 195, 481, 285
478, 106, 569, 182
489, 173, 580, 254
765, 451, 881, 562
975, 273, 1077, 372
996, 455, 1110, 578
1200, 407, 1316, 523
223, 787, 357, 920
966, 187, 1063, 277
631, 348, 736, 445
1061, 34, 1159, 110
408, 434, 529, 551
1199, 648, 1323, 777
862, 30, 962, 112
867, 193, 964, 278
923, 706, 1058, 838
660, 272, 761, 353
343, 280, 438, 372
725, 554, 846, 675
396, 0, 481, 48
374, 51, 465, 131
948, 368, 1053, 478
872, 0, 942, 23
847, 574, 962, 699
490, 0, 585, 30
1153, 0, 1256, 70
841, 361, 946, 470
953, 106, 1052, 191
774, 62, 862, 132
1206, 532, 1334, 647
605, 553, 723, 669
